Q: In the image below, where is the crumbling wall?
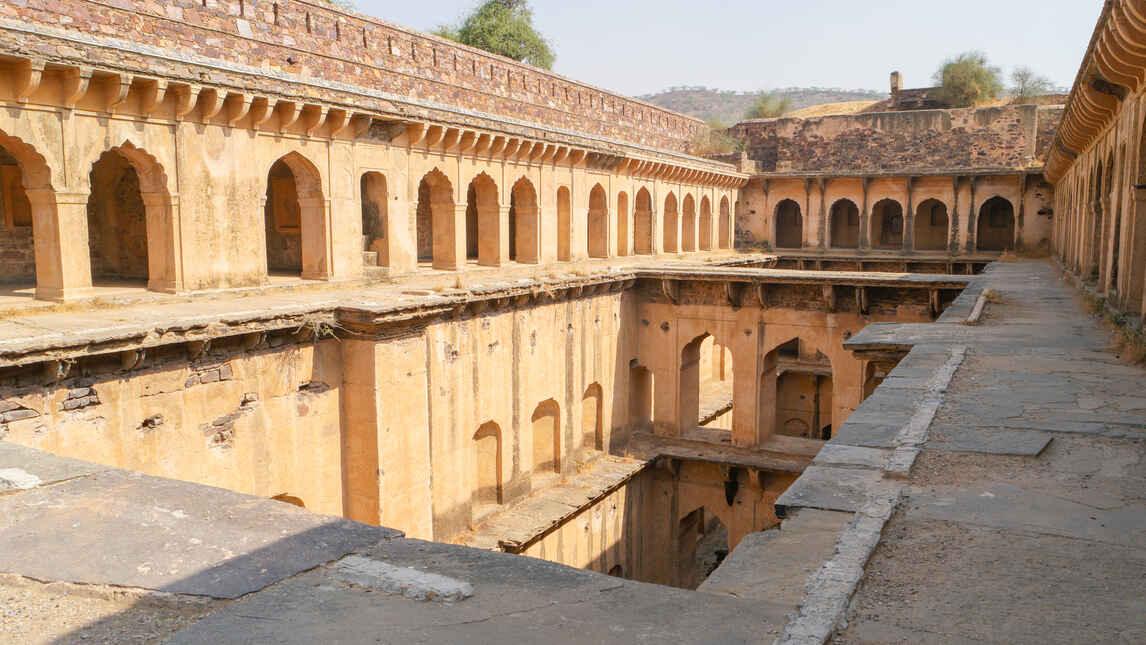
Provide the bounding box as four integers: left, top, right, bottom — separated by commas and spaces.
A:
0, 338, 347, 516
731, 104, 1062, 174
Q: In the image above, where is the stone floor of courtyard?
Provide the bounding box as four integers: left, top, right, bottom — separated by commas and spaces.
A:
732, 259, 1146, 644
2, 258, 1143, 644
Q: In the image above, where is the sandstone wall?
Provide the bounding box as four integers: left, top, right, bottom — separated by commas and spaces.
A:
1, 0, 701, 154
731, 105, 1063, 174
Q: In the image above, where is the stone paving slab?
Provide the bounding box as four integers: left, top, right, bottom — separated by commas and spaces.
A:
0, 469, 399, 598
906, 482, 1146, 548
774, 466, 885, 513
700, 508, 852, 606
927, 426, 1053, 455
165, 537, 788, 644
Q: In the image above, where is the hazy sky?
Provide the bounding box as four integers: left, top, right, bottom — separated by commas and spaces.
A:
353, 0, 1100, 97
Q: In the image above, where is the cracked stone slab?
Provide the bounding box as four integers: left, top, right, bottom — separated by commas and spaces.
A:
0, 469, 399, 598
0, 440, 110, 489
166, 537, 787, 644
775, 466, 886, 513
927, 426, 1053, 456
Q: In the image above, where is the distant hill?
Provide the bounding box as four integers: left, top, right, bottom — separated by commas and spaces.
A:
638, 86, 887, 125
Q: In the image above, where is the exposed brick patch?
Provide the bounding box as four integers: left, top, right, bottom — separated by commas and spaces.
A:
60, 387, 99, 411
138, 414, 165, 433
186, 362, 235, 388
0, 400, 39, 423
202, 393, 259, 449
296, 381, 330, 395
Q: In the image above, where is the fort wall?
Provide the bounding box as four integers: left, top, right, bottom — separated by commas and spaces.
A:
731, 105, 1062, 175
0, 0, 701, 154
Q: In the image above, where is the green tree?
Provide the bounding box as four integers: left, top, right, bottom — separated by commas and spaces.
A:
1010, 66, 1054, 102
433, 0, 555, 70
933, 52, 1003, 107
744, 93, 792, 119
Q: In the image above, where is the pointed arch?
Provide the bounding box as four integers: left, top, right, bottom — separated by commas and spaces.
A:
466, 172, 500, 266
635, 187, 654, 254
870, 198, 904, 249
913, 198, 949, 251
829, 199, 860, 249
977, 196, 1015, 251
774, 199, 803, 249
680, 332, 735, 434
663, 192, 679, 253
762, 336, 835, 443
588, 183, 608, 258
681, 194, 697, 252
719, 196, 732, 249
699, 195, 712, 250
88, 142, 180, 292
511, 177, 539, 263
557, 186, 572, 261
416, 168, 457, 269
617, 191, 630, 256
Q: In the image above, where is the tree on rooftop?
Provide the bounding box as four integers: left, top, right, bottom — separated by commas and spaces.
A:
433, 0, 555, 70
691, 119, 744, 156
1010, 66, 1054, 103
933, 52, 1003, 108
744, 93, 792, 119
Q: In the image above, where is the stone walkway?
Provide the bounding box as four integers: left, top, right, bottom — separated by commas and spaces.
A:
752, 260, 1146, 644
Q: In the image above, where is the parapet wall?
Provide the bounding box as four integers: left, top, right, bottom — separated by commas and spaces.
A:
1, 0, 702, 153
730, 104, 1064, 175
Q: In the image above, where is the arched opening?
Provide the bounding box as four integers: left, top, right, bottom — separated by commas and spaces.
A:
587, 183, 608, 258
663, 193, 679, 253
829, 199, 860, 249
682, 194, 696, 252
465, 173, 500, 266
718, 196, 732, 249
473, 421, 503, 514
913, 198, 948, 251
870, 198, 904, 249
557, 186, 572, 261
635, 188, 654, 254
699, 196, 712, 251
678, 506, 729, 589
360, 172, 388, 268
774, 199, 803, 249
608, 565, 624, 577
416, 169, 456, 269
774, 339, 833, 440
582, 383, 603, 451
680, 333, 735, 434
762, 338, 834, 442
0, 143, 35, 287
510, 177, 539, 263
88, 149, 150, 284
617, 191, 630, 256
531, 399, 561, 476
977, 196, 1015, 251
264, 153, 325, 280
628, 363, 654, 431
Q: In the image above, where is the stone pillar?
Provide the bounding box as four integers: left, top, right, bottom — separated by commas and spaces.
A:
29, 189, 92, 301
859, 179, 870, 251
904, 178, 915, 253
498, 205, 511, 265
731, 321, 763, 448
141, 191, 181, 293
1126, 189, 1146, 314
300, 196, 331, 280
433, 203, 466, 271
755, 348, 778, 445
